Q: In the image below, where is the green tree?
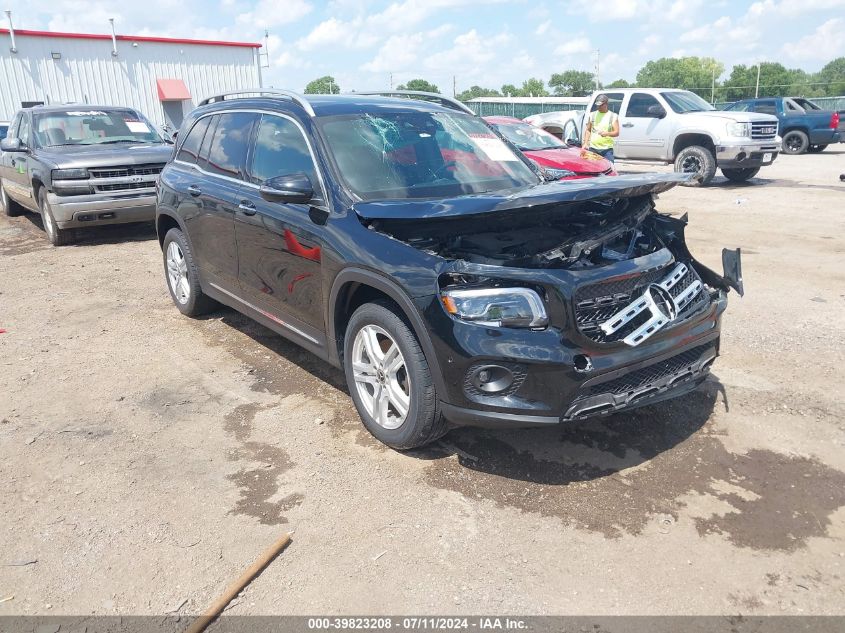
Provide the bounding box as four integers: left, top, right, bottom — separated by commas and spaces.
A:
304, 75, 340, 94
720, 62, 803, 100
636, 57, 723, 97
549, 70, 595, 96
816, 57, 845, 96
501, 83, 519, 97
456, 85, 502, 101
520, 77, 549, 97
605, 78, 631, 89
396, 79, 440, 93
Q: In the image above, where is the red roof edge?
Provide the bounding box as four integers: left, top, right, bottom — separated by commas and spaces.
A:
0, 28, 261, 48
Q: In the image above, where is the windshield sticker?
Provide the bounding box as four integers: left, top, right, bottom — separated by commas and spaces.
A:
471, 136, 519, 162
126, 121, 151, 134
65, 111, 108, 116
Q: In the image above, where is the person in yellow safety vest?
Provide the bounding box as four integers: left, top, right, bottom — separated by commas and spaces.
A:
582, 94, 620, 163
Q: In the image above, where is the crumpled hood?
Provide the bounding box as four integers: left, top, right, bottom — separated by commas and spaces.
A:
37, 143, 173, 169
353, 172, 690, 220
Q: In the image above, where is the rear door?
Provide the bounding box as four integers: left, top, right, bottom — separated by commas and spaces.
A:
172, 111, 258, 289
617, 92, 671, 159
235, 112, 326, 342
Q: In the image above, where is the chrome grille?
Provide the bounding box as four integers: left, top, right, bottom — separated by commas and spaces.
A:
89, 164, 165, 179
751, 122, 778, 140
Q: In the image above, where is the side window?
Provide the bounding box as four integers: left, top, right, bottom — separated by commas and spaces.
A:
176, 116, 211, 164
248, 115, 319, 188
8, 113, 21, 139
754, 101, 777, 116
562, 119, 579, 145
591, 93, 624, 114
725, 102, 750, 112
205, 112, 257, 180
626, 93, 661, 117
197, 115, 219, 170
18, 115, 32, 146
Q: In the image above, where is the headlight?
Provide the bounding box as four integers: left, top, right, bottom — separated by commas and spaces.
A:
726, 122, 751, 137
441, 287, 548, 328
544, 167, 577, 180
52, 168, 89, 180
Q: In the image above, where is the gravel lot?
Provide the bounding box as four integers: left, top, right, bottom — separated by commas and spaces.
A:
1, 150, 844, 616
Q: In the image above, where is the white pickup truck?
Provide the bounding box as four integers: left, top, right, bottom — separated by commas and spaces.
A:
564, 89, 781, 185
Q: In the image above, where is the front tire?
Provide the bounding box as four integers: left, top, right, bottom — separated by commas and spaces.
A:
782, 130, 809, 155
162, 227, 218, 316
1, 180, 24, 217
674, 145, 717, 186
38, 188, 75, 246
343, 301, 448, 450
721, 167, 760, 182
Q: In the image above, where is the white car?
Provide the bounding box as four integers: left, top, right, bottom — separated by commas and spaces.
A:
523, 110, 584, 143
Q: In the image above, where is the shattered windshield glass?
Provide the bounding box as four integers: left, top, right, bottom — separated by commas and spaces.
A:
318, 112, 540, 200
493, 122, 566, 151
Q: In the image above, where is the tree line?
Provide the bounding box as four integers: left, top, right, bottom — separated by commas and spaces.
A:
303, 56, 845, 103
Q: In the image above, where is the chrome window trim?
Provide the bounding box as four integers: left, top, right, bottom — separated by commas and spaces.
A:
172, 108, 328, 200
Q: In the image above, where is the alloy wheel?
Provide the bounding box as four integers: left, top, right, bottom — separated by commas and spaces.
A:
681, 156, 702, 175
351, 324, 411, 430
166, 241, 191, 304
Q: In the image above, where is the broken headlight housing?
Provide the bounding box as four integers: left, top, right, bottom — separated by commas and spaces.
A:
441, 287, 548, 329
544, 167, 577, 180
726, 122, 751, 137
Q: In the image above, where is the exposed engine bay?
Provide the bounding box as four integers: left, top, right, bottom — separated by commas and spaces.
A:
364, 194, 666, 269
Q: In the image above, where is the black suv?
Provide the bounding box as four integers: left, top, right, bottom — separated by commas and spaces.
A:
156, 89, 743, 449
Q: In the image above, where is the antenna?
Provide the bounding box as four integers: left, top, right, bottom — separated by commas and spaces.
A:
594, 49, 600, 90
259, 30, 270, 69
5, 11, 17, 53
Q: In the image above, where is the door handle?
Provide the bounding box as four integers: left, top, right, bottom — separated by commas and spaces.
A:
187, 184, 201, 197
622, 123, 634, 128
238, 202, 257, 216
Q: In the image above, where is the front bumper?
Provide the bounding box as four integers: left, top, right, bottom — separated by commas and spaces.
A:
716, 138, 780, 168
48, 190, 157, 229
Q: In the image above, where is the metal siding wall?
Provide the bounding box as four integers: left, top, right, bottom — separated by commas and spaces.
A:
0, 33, 259, 127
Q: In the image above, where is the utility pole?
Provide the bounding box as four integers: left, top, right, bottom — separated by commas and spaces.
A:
711, 64, 716, 104
594, 49, 600, 90
755, 62, 761, 98
453, 75, 456, 98
389, 72, 393, 89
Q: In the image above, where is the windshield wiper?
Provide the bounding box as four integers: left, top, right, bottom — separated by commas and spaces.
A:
95, 139, 151, 144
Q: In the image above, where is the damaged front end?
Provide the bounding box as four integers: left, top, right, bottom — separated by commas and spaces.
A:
355, 173, 743, 425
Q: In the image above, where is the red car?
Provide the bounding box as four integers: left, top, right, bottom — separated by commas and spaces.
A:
484, 116, 616, 180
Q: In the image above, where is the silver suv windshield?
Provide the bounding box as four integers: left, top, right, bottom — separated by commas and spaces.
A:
34, 109, 164, 147
661, 91, 715, 114
318, 112, 540, 200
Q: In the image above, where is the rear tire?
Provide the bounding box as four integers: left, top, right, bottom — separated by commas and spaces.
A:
721, 167, 760, 182
674, 145, 717, 186
807, 144, 828, 153
162, 227, 218, 316
782, 130, 809, 155
38, 188, 75, 246
1, 180, 25, 217
343, 300, 449, 450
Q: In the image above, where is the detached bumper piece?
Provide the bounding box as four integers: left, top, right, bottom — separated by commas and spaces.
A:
563, 341, 717, 421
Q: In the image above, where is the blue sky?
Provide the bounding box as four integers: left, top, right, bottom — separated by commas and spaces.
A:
7, 0, 845, 93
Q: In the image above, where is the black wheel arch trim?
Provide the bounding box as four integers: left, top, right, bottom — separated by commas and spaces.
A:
328, 267, 447, 395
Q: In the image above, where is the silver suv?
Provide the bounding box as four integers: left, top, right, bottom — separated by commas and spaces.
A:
1, 105, 173, 245
572, 89, 781, 185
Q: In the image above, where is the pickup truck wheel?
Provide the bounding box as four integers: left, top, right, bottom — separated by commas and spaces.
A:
807, 144, 828, 153
344, 301, 449, 450
162, 227, 218, 317
38, 188, 75, 246
782, 130, 809, 154
1, 180, 24, 217
674, 145, 716, 186
721, 167, 760, 182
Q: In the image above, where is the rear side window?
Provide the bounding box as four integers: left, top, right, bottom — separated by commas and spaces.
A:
176, 116, 211, 164
625, 93, 661, 117
591, 93, 624, 114
248, 115, 318, 187
754, 101, 777, 115
204, 112, 257, 180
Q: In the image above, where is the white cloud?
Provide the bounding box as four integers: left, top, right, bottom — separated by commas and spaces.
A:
424, 29, 510, 72
567, 0, 642, 21
554, 37, 592, 56
535, 21, 551, 36
361, 32, 425, 73
236, 0, 312, 28
782, 18, 845, 61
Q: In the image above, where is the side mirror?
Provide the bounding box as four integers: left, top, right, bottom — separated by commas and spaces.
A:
565, 138, 580, 147
647, 104, 667, 118
0, 137, 25, 152
259, 173, 314, 204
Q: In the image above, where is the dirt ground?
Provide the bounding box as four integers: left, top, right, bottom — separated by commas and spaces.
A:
1, 150, 844, 617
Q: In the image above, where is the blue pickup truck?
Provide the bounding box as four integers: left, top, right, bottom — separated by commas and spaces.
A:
723, 97, 843, 154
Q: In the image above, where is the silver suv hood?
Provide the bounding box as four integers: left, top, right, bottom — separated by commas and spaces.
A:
38, 143, 173, 169
683, 111, 778, 124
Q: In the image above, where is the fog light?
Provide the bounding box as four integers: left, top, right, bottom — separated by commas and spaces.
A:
469, 365, 514, 394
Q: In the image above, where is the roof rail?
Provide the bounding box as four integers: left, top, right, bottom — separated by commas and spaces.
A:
353, 91, 476, 115
198, 89, 316, 116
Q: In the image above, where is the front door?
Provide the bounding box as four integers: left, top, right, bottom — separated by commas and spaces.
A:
4, 113, 36, 208
235, 113, 326, 339
616, 92, 671, 159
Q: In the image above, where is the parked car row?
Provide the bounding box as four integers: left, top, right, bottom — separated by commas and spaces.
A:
1, 90, 744, 450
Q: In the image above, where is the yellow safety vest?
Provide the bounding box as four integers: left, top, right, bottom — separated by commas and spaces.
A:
589, 111, 616, 150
